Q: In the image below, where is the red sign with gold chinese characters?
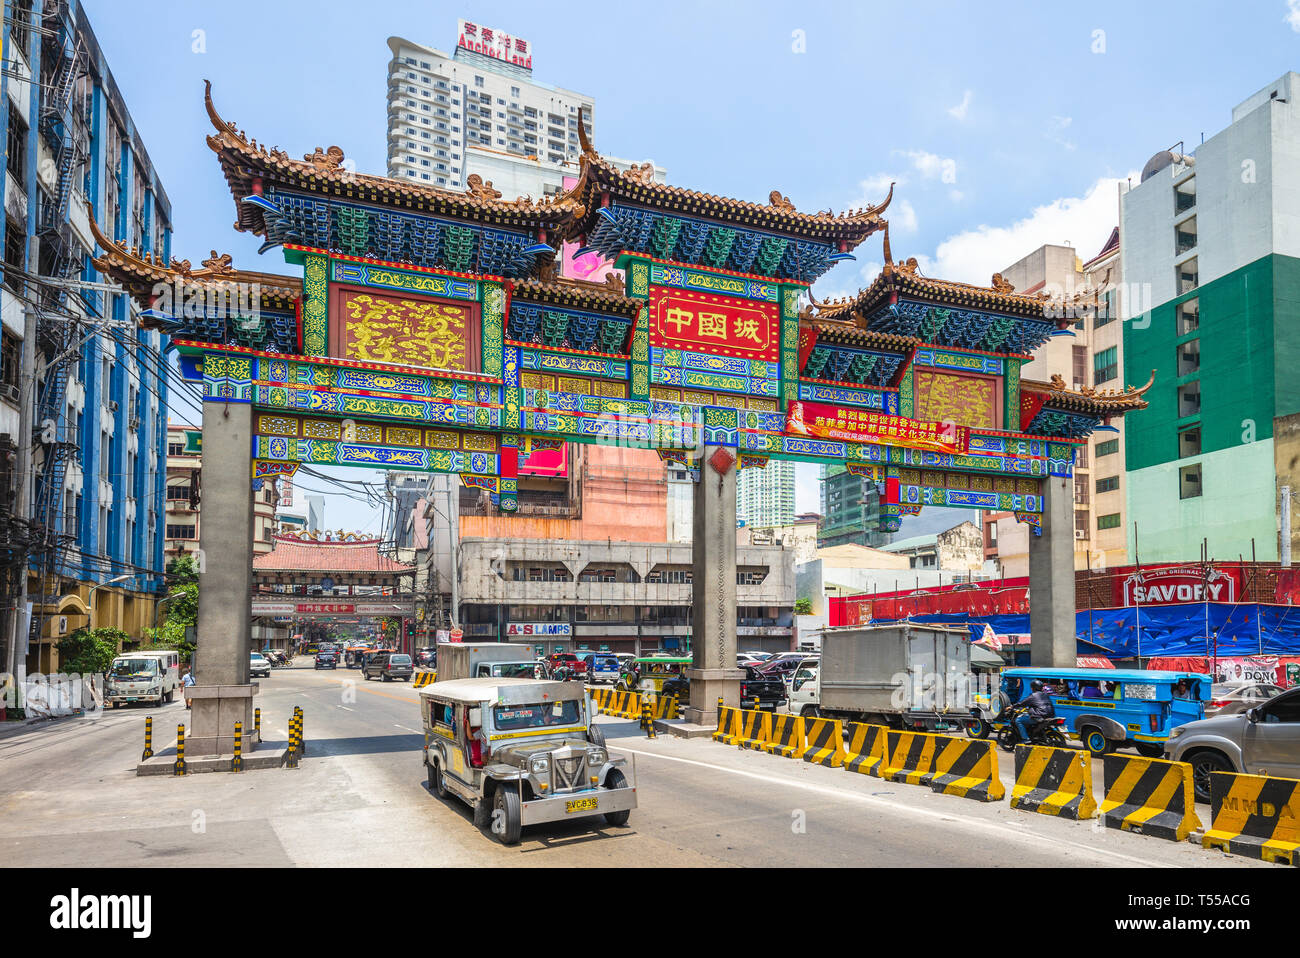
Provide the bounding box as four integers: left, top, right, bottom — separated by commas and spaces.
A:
648, 287, 779, 362
785, 400, 970, 454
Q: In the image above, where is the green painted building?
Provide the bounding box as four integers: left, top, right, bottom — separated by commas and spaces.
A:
818, 463, 892, 549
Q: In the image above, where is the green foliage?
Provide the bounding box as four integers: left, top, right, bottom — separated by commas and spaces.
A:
57, 628, 127, 675
793, 597, 813, 616
153, 555, 200, 663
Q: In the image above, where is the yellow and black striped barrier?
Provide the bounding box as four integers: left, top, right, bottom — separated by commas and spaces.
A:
734, 708, 771, 751
296, 706, 306, 755
803, 717, 845, 768
712, 705, 740, 745
1100, 754, 1200, 842
232, 721, 243, 773
1202, 771, 1300, 865
1010, 744, 1097, 820
640, 698, 656, 738
254, 707, 262, 744
929, 735, 1005, 803
882, 730, 941, 786
765, 713, 806, 759
645, 694, 679, 721
174, 724, 186, 776
287, 712, 299, 769
412, 671, 437, 688
142, 717, 154, 761
844, 722, 887, 777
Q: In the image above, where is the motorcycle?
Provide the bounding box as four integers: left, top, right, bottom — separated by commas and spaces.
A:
996, 704, 1069, 751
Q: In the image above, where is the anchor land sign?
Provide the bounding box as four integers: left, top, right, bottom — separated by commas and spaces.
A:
1122, 566, 1238, 606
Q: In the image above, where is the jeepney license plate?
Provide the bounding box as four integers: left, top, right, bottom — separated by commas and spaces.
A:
565, 797, 598, 814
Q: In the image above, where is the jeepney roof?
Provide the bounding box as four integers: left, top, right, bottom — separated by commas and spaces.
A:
417, 677, 579, 705
1003, 667, 1205, 683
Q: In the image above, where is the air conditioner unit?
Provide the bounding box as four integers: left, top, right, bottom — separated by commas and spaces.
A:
107, 400, 119, 412
0, 384, 18, 403
1074, 530, 1087, 540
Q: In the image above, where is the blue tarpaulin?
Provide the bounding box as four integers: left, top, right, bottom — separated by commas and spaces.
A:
871, 603, 1300, 658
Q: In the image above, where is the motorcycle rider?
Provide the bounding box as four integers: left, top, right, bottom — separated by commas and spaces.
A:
1014, 679, 1056, 745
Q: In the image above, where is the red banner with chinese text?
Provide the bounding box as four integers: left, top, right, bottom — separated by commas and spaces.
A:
648, 287, 779, 362
785, 400, 970, 453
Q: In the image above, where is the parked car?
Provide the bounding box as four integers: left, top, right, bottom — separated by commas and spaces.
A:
414, 647, 438, 668
737, 665, 787, 711
1206, 683, 1286, 718
1164, 685, 1300, 801
314, 650, 338, 670
363, 651, 414, 682
756, 653, 816, 688
588, 653, 621, 685
544, 652, 588, 678
250, 653, 272, 678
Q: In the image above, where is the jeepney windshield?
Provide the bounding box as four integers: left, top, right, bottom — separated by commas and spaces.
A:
494, 700, 582, 731
110, 659, 159, 678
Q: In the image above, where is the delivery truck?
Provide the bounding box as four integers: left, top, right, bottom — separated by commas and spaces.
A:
804, 624, 985, 731
436, 643, 541, 683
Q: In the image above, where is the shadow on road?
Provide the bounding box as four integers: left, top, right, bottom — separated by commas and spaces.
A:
308, 732, 424, 756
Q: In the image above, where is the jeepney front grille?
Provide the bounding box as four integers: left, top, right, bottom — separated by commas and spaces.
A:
553, 755, 584, 791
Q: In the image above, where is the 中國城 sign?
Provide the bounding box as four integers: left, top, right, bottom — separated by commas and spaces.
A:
649, 287, 779, 363
785, 400, 970, 454
456, 20, 532, 69
1121, 566, 1239, 606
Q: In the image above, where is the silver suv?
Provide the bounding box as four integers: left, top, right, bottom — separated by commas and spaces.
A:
1163, 686, 1300, 801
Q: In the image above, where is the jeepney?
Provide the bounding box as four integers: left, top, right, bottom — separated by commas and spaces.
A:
419, 677, 637, 845
615, 655, 692, 694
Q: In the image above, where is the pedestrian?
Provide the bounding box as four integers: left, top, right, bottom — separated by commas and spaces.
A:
182, 669, 196, 709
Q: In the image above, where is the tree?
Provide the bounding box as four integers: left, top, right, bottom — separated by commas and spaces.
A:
141, 556, 200, 664
793, 597, 813, 616
57, 628, 127, 675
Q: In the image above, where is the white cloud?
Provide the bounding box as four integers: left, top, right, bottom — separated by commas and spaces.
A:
948, 89, 973, 121
924, 173, 1136, 286
1046, 115, 1076, 151
850, 175, 917, 233
948, 189, 964, 203
902, 149, 958, 184
1288, 0, 1300, 32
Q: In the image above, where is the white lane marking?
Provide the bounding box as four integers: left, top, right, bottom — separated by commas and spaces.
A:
336, 705, 354, 711
394, 724, 419, 733
615, 745, 1170, 868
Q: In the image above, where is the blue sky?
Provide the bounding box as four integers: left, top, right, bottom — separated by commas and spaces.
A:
82, 0, 1300, 532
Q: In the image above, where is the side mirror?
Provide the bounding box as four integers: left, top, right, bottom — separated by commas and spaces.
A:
1246, 707, 1259, 724
467, 707, 482, 727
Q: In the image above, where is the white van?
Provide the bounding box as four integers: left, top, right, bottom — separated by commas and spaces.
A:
104, 651, 181, 707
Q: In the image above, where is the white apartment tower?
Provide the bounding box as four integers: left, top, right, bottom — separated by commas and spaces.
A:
737, 460, 796, 530
386, 21, 595, 199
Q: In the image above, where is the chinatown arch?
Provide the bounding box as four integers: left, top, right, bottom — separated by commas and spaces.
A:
90, 82, 1150, 752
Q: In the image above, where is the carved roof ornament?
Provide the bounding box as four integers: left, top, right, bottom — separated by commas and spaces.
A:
769, 190, 796, 212
201, 250, 235, 275
304, 145, 345, 169
465, 173, 503, 200
602, 271, 625, 294
535, 257, 559, 282
576, 106, 596, 158
169, 257, 193, 276
867, 181, 895, 216
991, 272, 1016, 294
1049, 373, 1067, 390
626, 161, 656, 186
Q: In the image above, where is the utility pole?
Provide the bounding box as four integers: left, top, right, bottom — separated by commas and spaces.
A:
9, 234, 41, 679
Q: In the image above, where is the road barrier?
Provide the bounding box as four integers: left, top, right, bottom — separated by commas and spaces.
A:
595, 690, 641, 719
1010, 744, 1097, 820
882, 730, 940, 786
412, 671, 437, 688
142, 717, 154, 762
645, 694, 680, 721
232, 721, 243, 773
712, 705, 740, 745
175, 724, 186, 777
640, 698, 656, 739
765, 713, 806, 759
295, 706, 306, 755
287, 712, 300, 769
844, 722, 887, 777
803, 717, 845, 768
1202, 771, 1300, 865
254, 708, 262, 744
1099, 754, 1200, 842
929, 736, 1005, 803
734, 708, 771, 751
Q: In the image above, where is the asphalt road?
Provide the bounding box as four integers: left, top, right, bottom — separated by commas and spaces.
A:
0, 660, 1270, 868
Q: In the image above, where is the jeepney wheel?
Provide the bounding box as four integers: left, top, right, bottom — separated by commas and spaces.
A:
1081, 727, 1113, 755
602, 769, 631, 827
493, 784, 522, 845
1135, 742, 1164, 759
431, 759, 449, 800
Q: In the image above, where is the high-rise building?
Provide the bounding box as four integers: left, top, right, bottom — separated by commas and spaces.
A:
1120, 72, 1300, 562
736, 459, 795, 529
386, 22, 594, 198
3, 1, 175, 672
818, 464, 892, 549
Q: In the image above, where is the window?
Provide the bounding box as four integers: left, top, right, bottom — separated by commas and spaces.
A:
1093, 346, 1118, 385
1176, 215, 1198, 255
1074, 477, 1089, 503
1179, 426, 1202, 458
474, 76, 484, 88
7, 105, 27, 189
1178, 383, 1200, 418
1095, 288, 1118, 328
1177, 338, 1200, 376
1096, 476, 1119, 494
166, 524, 197, 540
4, 217, 24, 290
1072, 346, 1087, 389
1177, 298, 1199, 335
168, 440, 185, 457
167, 482, 191, 501
1, 331, 18, 390
1097, 513, 1122, 531
1175, 175, 1196, 214
1096, 438, 1120, 458
1177, 256, 1199, 294
1179, 463, 1202, 499
1075, 511, 1090, 534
